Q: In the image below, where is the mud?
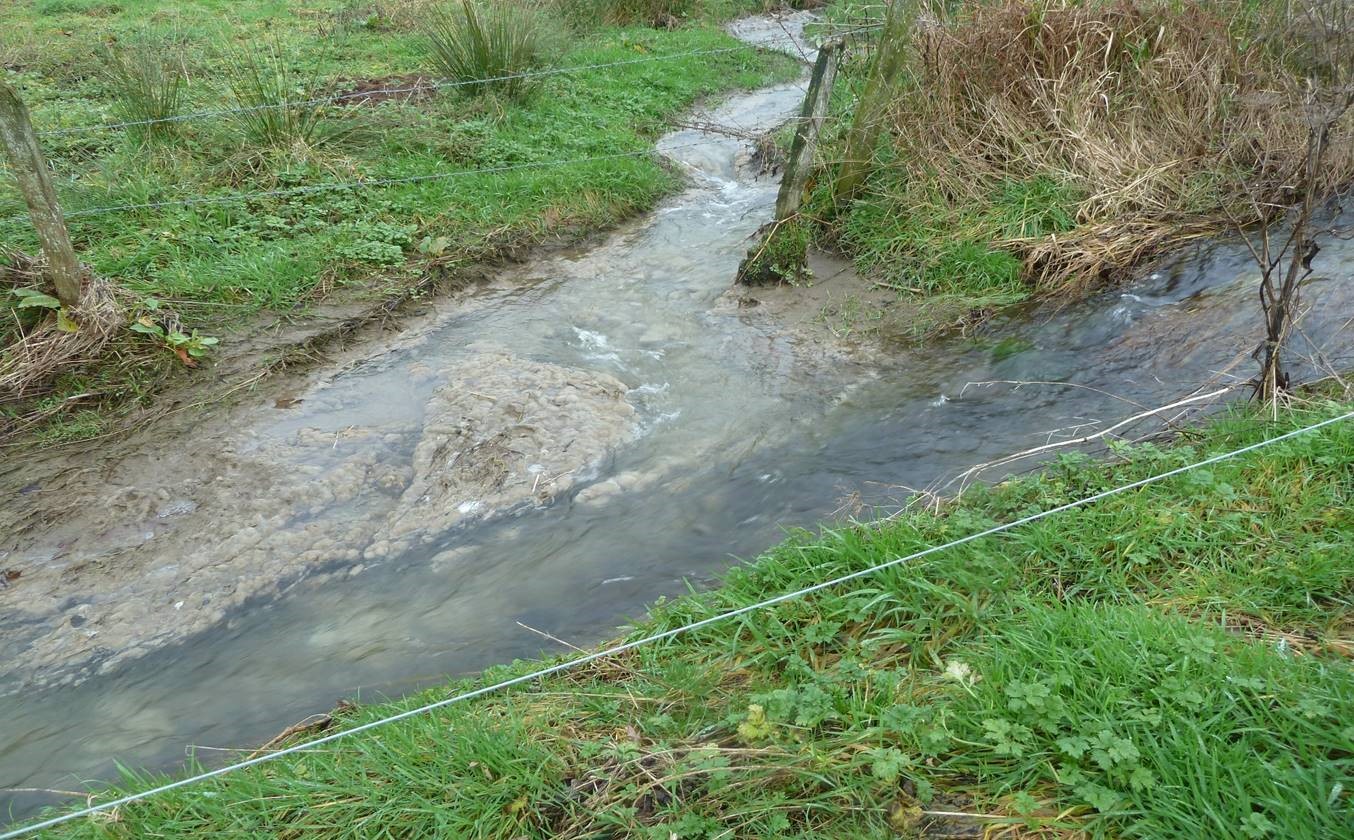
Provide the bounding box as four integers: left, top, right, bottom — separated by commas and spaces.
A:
376, 349, 635, 548
717, 249, 929, 364
335, 73, 439, 106
0, 349, 636, 693
0, 10, 824, 702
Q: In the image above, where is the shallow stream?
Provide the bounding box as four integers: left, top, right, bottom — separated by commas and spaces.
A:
3, 13, 1352, 826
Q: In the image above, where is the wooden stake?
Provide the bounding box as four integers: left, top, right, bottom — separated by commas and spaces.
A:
774, 38, 841, 222
833, 0, 911, 208
0, 77, 83, 308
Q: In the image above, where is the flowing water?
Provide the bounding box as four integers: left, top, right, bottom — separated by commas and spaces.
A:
3, 14, 1353, 827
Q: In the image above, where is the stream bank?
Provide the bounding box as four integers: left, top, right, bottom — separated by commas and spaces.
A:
20, 404, 1354, 838
0, 2, 801, 441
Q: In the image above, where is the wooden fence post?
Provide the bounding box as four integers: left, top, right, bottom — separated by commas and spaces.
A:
735, 40, 843, 285
832, 0, 911, 209
774, 38, 841, 222
0, 77, 83, 308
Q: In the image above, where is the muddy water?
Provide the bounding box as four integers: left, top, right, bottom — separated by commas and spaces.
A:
3, 14, 1353, 824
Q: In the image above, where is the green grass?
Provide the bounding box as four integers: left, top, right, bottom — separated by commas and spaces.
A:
24, 401, 1354, 838
1, 3, 796, 308
830, 170, 1079, 303
0, 0, 797, 434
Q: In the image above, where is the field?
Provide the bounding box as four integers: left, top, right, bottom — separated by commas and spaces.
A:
16, 400, 1354, 838
0, 0, 798, 438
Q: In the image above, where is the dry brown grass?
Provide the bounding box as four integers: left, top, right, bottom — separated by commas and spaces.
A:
0, 252, 124, 403
873, 0, 1354, 292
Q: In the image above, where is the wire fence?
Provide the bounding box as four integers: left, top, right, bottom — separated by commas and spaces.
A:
2, 409, 1348, 839
12, 20, 884, 143
1, 30, 858, 223
2, 16, 892, 223
31, 46, 754, 139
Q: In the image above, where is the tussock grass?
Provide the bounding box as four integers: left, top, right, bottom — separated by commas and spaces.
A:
28, 402, 1354, 838
99, 37, 187, 142
823, 0, 1354, 298
222, 40, 336, 150
424, 0, 564, 100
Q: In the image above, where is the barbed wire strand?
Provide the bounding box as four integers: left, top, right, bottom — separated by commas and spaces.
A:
35, 47, 747, 137
3, 409, 1348, 839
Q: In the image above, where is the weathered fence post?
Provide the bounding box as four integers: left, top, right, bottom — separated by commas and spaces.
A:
0, 77, 83, 308
774, 38, 841, 222
832, 0, 912, 209
736, 39, 842, 285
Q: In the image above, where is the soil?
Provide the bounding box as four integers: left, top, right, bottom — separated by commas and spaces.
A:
0, 344, 637, 695
0, 235, 643, 695
333, 74, 439, 106
717, 249, 929, 363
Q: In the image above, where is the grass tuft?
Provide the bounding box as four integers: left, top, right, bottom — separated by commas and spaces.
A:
222, 40, 336, 150
424, 0, 564, 100
99, 37, 187, 141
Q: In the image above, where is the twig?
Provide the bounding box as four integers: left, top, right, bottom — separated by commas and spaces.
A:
244, 714, 333, 760
516, 620, 586, 653
943, 386, 1233, 491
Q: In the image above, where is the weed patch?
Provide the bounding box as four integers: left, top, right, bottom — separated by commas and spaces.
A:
737, 217, 812, 285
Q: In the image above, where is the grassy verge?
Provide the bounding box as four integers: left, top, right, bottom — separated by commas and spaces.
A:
0, 0, 799, 439
795, 0, 1354, 329
28, 401, 1354, 838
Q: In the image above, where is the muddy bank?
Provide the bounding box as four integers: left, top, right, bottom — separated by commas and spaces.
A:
717, 250, 933, 363
0, 349, 637, 693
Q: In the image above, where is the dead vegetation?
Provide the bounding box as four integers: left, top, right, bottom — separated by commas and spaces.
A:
851, 0, 1354, 293
0, 251, 124, 402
